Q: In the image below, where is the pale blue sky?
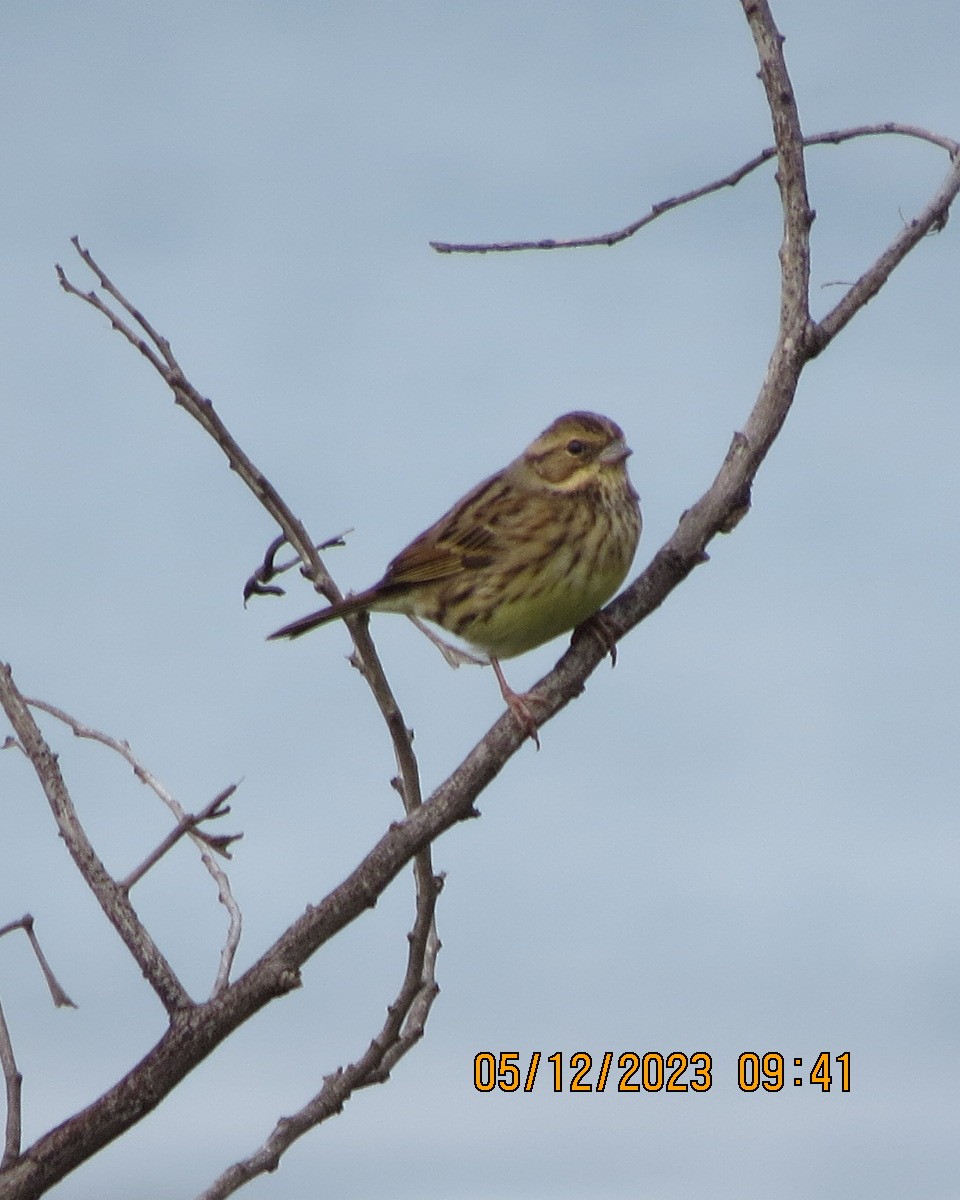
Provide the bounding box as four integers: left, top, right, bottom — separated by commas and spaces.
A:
2, 3, 958, 1198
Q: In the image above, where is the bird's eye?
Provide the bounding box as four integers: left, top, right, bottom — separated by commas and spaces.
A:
566, 439, 585, 456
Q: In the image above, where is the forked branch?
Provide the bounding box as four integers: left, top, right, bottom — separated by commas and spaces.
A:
1, 665, 190, 1016
20, 696, 243, 997
1, 1, 957, 1196
0, 917, 75, 1169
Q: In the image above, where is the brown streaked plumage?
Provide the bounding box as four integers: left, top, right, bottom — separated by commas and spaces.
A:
269, 412, 641, 745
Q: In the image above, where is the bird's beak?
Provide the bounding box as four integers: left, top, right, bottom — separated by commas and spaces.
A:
600, 439, 632, 466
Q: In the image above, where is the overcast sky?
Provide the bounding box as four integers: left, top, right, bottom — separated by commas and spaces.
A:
2, 3, 958, 1198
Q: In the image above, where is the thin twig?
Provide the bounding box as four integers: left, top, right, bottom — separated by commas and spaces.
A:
0, 917, 77, 1169
0, 916, 76, 1010
242, 531, 351, 604
430, 121, 959, 255
0, 1000, 21, 1170
0, 665, 191, 1015
197, 877, 443, 1200
120, 786, 239, 893
57, 240, 339, 604
24, 698, 243, 997
56, 240, 424, 831
812, 152, 960, 349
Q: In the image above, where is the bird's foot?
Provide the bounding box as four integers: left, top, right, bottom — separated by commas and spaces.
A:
408, 616, 486, 668
573, 610, 620, 667
490, 658, 544, 749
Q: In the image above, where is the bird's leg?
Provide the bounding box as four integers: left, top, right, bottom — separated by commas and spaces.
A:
572, 610, 620, 668
407, 617, 542, 746
490, 658, 543, 750
407, 615, 486, 668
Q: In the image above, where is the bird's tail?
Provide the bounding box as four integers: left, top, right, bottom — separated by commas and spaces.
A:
267, 588, 378, 641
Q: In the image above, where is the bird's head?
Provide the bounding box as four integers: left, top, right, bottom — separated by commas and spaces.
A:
520, 411, 633, 492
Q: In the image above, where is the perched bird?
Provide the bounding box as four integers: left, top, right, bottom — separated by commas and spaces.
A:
269, 411, 641, 745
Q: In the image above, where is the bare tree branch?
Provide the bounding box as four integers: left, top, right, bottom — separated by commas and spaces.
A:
1, 3, 956, 1196
0, 917, 76, 1011
25, 232, 446, 1192
56, 238, 426, 870
812, 153, 960, 349
430, 121, 958, 255
0, 1001, 21, 1171
56, 242, 339, 602
242, 531, 350, 603
55, 237, 446, 1194
0, 665, 191, 1016
5, 681, 441, 1192
22, 698, 243, 997
197, 885, 442, 1200
0, 917, 76, 1169
120, 786, 240, 893
746, 1, 813, 324
0, 751, 478, 1200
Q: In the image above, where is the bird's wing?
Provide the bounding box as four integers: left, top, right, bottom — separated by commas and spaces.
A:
384, 525, 498, 585
382, 473, 507, 586
383, 538, 469, 585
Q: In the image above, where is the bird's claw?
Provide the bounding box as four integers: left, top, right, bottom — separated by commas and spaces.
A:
490, 657, 546, 749
503, 689, 544, 750
573, 611, 620, 667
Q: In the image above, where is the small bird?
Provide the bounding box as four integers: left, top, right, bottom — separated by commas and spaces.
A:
269, 411, 641, 744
